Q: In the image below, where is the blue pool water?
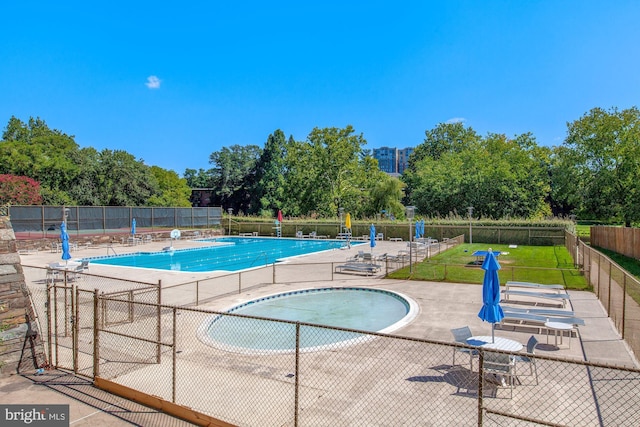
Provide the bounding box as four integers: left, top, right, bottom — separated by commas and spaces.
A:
198, 287, 418, 353
88, 237, 361, 272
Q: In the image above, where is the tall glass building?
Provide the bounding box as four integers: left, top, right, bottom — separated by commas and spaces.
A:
372, 147, 414, 174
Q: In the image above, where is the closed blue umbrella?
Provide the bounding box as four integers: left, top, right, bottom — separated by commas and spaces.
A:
60, 222, 71, 263
420, 219, 425, 238
477, 249, 504, 342
131, 218, 137, 236
369, 224, 376, 253
415, 220, 420, 240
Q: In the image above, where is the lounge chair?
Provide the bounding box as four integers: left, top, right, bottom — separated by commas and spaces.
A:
505, 281, 566, 293
514, 336, 538, 384
483, 352, 517, 398
502, 289, 570, 308
347, 250, 365, 262
334, 263, 381, 276
450, 326, 478, 370
501, 311, 584, 327
502, 305, 575, 317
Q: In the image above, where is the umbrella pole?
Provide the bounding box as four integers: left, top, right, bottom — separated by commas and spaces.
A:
492, 324, 495, 343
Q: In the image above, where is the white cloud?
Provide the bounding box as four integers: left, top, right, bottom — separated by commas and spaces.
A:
446, 117, 466, 124
145, 75, 161, 89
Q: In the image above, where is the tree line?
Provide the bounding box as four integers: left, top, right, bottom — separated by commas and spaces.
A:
2, 107, 639, 225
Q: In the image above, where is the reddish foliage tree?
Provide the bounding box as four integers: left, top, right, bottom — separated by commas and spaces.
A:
0, 174, 42, 205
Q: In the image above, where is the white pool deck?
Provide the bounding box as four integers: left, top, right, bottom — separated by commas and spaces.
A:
10, 236, 639, 426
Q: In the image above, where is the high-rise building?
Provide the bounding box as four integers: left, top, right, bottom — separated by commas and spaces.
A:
397, 147, 414, 174
372, 146, 414, 174
372, 147, 398, 174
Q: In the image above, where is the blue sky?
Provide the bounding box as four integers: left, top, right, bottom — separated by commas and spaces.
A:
2, 1, 639, 175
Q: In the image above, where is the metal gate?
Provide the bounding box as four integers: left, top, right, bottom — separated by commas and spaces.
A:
46, 280, 96, 377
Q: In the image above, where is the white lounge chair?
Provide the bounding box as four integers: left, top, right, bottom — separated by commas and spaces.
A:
334, 263, 381, 275
501, 311, 584, 327
502, 305, 575, 317
505, 281, 566, 293
502, 289, 570, 308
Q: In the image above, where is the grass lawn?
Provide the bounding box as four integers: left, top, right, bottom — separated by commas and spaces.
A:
387, 243, 590, 290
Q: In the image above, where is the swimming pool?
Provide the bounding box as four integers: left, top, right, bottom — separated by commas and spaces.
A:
88, 237, 361, 272
198, 287, 418, 353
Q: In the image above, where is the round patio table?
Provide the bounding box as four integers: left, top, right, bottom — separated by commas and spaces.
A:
467, 336, 523, 352
545, 321, 573, 348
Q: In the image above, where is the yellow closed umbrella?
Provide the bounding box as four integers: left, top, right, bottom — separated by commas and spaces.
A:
345, 213, 351, 230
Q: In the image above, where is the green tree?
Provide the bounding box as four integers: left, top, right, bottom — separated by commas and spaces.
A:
95, 150, 160, 206
407, 125, 551, 219
184, 168, 214, 188
284, 126, 372, 218
0, 116, 80, 204
564, 106, 640, 226
251, 130, 288, 216
208, 144, 262, 213
147, 166, 192, 207
404, 122, 482, 203
368, 174, 406, 219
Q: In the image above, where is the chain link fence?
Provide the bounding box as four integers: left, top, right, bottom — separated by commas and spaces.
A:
20, 232, 640, 426
231, 222, 566, 245
33, 287, 640, 426
567, 230, 640, 360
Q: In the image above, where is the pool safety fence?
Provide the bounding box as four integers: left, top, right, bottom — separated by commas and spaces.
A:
25, 266, 160, 377
33, 288, 640, 426
231, 221, 566, 246
566, 230, 640, 361
7, 205, 223, 237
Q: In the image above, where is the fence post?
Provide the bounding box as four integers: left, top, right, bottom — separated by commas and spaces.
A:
608, 261, 612, 315
46, 284, 53, 368
157, 280, 162, 364
597, 253, 601, 298
128, 290, 134, 323
196, 280, 199, 306
93, 289, 100, 379
273, 263, 276, 284
477, 350, 484, 426
73, 284, 78, 373
622, 275, 627, 339
54, 285, 59, 366
294, 322, 300, 427
172, 307, 177, 403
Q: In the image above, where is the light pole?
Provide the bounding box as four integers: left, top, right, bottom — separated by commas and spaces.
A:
406, 206, 415, 273
467, 206, 474, 245
227, 208, 233, 235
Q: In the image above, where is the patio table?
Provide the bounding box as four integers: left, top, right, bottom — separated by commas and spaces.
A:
471, 250, 501, 265
467, 335, 523, 352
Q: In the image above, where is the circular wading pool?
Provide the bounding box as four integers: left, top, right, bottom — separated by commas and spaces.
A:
198, 287, 418, 354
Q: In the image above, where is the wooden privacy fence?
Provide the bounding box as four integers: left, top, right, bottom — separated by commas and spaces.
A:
591, 226, 640, 260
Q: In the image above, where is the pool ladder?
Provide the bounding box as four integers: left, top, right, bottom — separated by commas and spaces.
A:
249, 252, 269, 267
